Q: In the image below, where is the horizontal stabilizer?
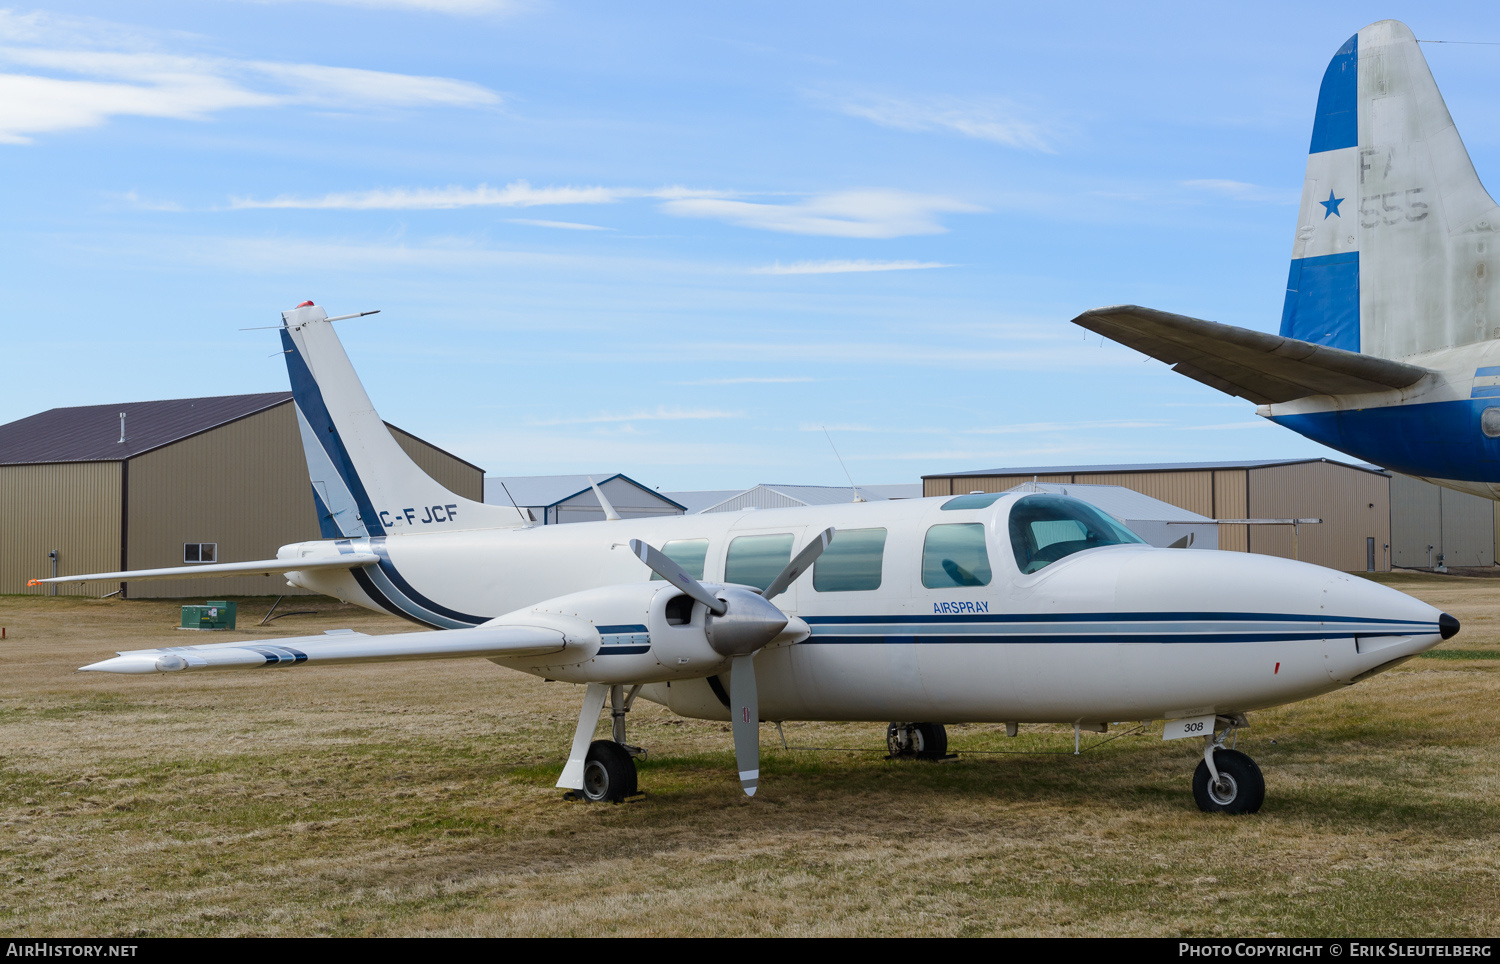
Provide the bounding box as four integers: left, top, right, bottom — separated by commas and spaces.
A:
80, 624, 570, 674
1072, 305, 1430, 404
30, 553, 379, 586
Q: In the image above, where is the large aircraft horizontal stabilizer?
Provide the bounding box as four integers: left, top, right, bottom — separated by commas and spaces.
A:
1072, 305, 1430, 404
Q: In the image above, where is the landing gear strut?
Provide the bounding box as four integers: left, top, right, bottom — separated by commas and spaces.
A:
1192, 717, 1264, 814
886, 722, 948, 760
560, 683, 645, 803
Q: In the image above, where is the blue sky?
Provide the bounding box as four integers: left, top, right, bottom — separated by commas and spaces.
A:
5, 2, 1500, 490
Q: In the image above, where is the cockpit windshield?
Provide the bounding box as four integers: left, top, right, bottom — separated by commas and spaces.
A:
1007, 495, 1146, 574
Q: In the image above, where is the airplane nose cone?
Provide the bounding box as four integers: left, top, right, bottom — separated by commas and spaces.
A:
1440, 612, 1460, 639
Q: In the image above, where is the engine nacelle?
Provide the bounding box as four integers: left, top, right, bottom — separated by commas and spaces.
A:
483, 581, 729, 684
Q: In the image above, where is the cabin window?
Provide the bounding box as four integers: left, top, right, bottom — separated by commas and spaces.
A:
941, 492, 1004, 510
921, 524, 991, 588
184, 543, 217, 564
649, 539, 709, 581
814, 527, 886, 592
1008, 495, 1144, 574
725, 533, 794, 591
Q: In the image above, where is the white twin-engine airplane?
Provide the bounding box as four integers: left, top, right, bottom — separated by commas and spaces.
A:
1076, 20, 1500, 503
35, 302, 1459, 814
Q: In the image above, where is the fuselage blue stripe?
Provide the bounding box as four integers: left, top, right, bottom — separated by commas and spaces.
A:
807, 631, 1425, 645
801, 612, 1433, 626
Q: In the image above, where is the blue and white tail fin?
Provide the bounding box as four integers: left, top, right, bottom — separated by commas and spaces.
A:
281, 303, 527, 538
1284, 20, 1500, 360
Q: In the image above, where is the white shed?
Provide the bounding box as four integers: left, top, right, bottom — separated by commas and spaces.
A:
666, 483, 922, 514
484, 474, 685, 524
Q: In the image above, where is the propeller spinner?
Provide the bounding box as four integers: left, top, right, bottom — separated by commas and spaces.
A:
630, 528, 835, 796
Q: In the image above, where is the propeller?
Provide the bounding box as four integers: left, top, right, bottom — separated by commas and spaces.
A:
762, 528, 834, 601
630, 528, 837, 796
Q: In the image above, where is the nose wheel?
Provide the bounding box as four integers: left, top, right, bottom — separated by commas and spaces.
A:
1192, 719, 1264, 814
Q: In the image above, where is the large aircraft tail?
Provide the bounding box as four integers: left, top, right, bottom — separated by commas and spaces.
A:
281, 303, 527, 538
1283, 20, 1500, 360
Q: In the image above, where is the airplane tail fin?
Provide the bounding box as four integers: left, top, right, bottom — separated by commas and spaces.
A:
281, 303, 527, 538
1283, 20, 1500, 360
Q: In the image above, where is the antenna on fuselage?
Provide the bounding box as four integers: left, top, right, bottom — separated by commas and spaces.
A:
497, 480, 534, 528
821, 426, 866, 503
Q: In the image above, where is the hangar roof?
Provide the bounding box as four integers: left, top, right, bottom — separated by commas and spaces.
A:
1001, 482, 1214, 522
0, 392, 294, 465
485, 474, 686, 511
675, 482, 923, 514
925, 457, 1388, 479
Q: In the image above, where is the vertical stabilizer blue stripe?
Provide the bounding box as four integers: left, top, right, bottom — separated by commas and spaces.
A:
280, 328, 386, 536
309, 483, 343, 540
1280, 252, 1360, 351
1309, 33, 1358, 154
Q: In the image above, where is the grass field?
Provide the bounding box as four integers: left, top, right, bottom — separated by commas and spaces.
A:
1, 573, 1498, 936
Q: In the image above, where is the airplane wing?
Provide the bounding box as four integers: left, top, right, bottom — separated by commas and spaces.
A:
80, 625, 572, 674
1071, 305, 1431, 404
29, 554, 380, 586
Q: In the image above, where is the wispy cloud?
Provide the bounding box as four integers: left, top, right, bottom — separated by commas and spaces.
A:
961, 420, 1170, 435
798, 419, 1169, 436
1180, 179, 1296, 205
231, 180, 611, 210
663, 189, 981, 239
753, 259, 954, 275
228, 181, 723, 211
244, 0, 521, 13
507, 218, 611, 231
0, 11, 499, 144
825, 93, 1058, 152
848, 445, 1098, 462
528, 407, 743, 426
224, 182, 980, 240
681, 376, 815, 385
1176, 421, 1271, 430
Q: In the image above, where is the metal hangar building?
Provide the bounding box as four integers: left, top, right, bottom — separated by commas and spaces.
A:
0, 392, 483, 597
922, 458, 1495, 573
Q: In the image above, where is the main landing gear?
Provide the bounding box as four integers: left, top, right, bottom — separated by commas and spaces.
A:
562, 683, 645, 803
886, 722, 948, 760
1192, 716, 1264, 814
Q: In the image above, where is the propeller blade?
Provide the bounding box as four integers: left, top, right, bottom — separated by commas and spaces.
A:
730, 653, 759, 796
630, 539, 726, 615
762, 527, 836, 602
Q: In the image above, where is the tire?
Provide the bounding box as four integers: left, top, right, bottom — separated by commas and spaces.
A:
1192, 748, 1265, 814
912, 723, 948, 760
581, 740, 637, 803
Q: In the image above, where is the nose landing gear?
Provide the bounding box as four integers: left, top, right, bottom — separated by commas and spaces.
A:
1192, 717, 1264, 814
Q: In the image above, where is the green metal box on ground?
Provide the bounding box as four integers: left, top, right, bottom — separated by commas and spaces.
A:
180, 600, 236, 631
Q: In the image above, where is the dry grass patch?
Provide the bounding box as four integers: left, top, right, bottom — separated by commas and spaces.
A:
0, 578, 1497, 936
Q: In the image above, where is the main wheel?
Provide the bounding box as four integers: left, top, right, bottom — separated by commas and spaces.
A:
885, 722, 907, 757
1192, 748, 1265, 814
581, 740, 637, 802
912, 723, 947, 760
